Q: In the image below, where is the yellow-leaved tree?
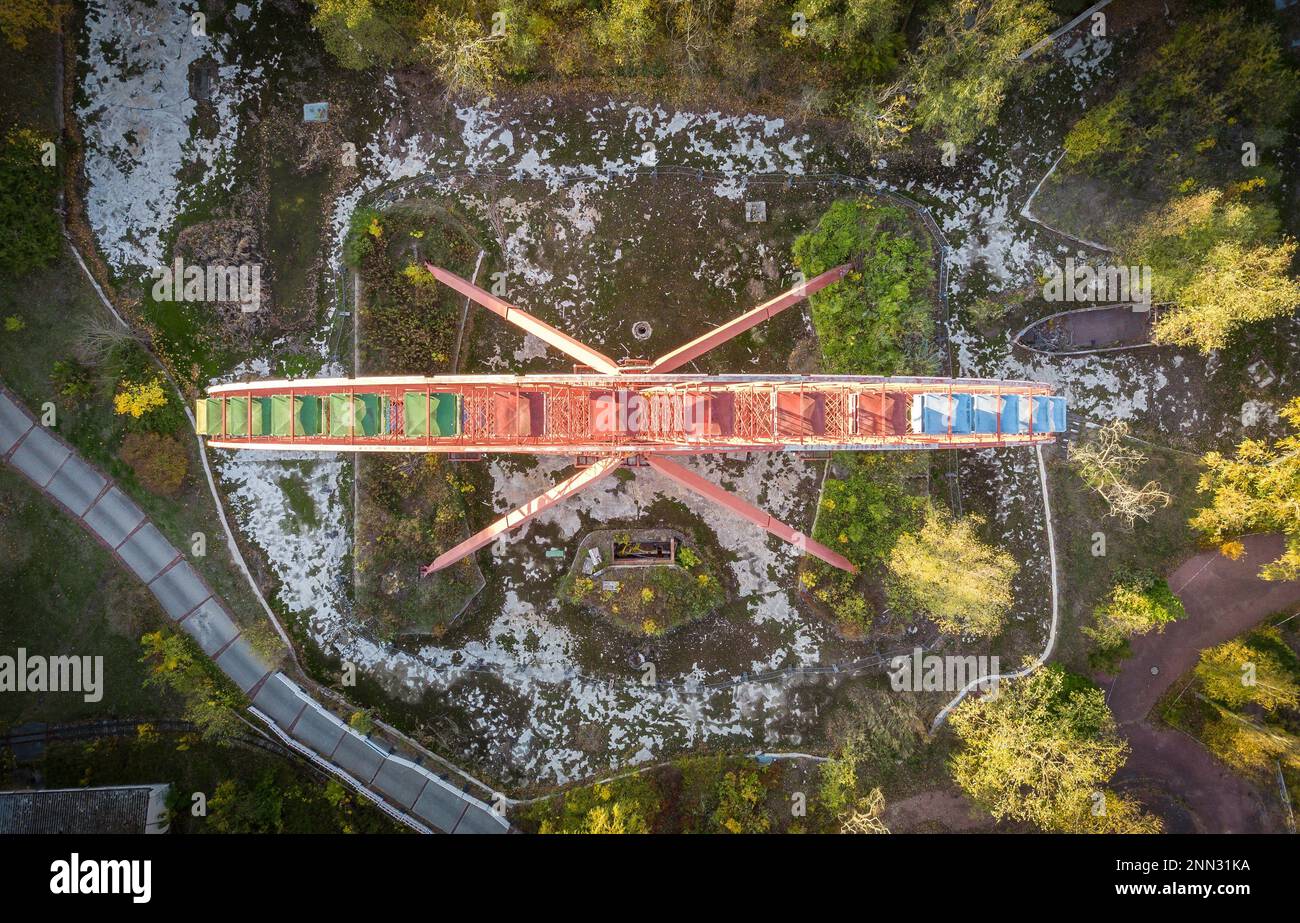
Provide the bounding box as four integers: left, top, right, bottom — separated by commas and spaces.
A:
949, 666, 1161, 833
1190, 397, 1300, 581
886, 505, 1017, 637
0, 0, 63, 51
1128, 188, 1300, 352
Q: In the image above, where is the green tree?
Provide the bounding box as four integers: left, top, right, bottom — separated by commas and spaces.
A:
139, 631, 244, 743
813, 452, 925, 568
587, 0, 661, 74
310, 0, 414, 70
1062, 9, 1298, 189
1127, 188, 1300, 353
1085, 572, 1185, 652
0, 0, 62, 51
949, 666, 1158, 833
1190, 397, 1300, 582
908, 0, 1053, 147
799, 0, 909, 83
207, 773, 286, 833
886, 505, 1018, 638
418, 7, 506, 96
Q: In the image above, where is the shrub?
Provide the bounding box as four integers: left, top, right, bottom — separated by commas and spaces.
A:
348, 710, 376, 735
537, 777, 661, 834
793, 198, 935, 376
113, 376, 169, 419
567, 576, 594, 603
50, 359, 93, 401
806, 568, 874, 636
0, 130, 60, 277
118, 432, 189, 496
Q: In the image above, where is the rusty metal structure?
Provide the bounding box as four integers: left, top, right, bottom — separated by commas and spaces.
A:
197, 264, 1065, 576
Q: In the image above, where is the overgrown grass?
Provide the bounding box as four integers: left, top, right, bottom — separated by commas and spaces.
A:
34, 734, 405, 833
0, 469, 171, 728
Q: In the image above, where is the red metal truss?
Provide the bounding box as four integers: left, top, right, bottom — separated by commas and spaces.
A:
204, 374, 1056, 453
201, 261, 1061, 578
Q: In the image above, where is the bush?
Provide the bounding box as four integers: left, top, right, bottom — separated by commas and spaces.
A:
348, 709, 376, 735
1084, 571, 1185, 654
804, 567, 873, 636
118, 432, 189, 496
711, 769, 770, 834
0, 130, 60, 278
813, 452, 925, 569
536, 776, 661, 834
343, 207, 383, 268
887, 505, 1018, 638
793, 198, 935, 376
50, 359, 93, 402
112, 376, 168, 420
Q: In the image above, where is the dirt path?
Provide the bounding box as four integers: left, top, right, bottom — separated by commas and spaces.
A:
883, 789, 992, 833
1105, 534, 1300, 833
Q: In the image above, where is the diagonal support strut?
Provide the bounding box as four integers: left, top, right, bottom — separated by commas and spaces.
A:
645, 455, 857, 574
648, 263, 854, 373
423, 455, 628, 575
427, 264, 623, 375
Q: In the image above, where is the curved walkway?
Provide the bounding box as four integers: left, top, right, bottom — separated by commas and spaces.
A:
0, 385, 508, 834
1107, 533, 1300, 833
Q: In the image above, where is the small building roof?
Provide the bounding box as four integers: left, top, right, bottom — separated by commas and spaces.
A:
0, 785, 171, 834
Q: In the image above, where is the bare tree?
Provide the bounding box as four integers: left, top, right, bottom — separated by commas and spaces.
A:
1071, 422, 1172, 528
840, 788, 889, 834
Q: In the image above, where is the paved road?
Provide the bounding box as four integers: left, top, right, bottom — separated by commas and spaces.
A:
1107, 533, 1300, 833
0, 386, 507, 834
